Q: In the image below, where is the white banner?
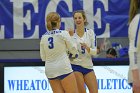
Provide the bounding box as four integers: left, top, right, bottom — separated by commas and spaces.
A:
4, 66, 132, 93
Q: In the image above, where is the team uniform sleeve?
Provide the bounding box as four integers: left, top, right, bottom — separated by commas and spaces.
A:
62, 31, 78, 56
40, 36, 46, 62
89, 29, 97, 56
129, 15, 140, 70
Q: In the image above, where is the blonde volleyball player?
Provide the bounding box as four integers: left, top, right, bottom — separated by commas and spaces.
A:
128, 0, 140, 93
68, 10, 98, 93
40, 12, 79, 93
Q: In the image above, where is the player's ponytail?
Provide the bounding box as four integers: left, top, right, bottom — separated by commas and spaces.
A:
46, 12, 60, 30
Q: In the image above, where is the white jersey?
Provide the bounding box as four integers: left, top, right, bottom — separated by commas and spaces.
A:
128, 14, 140, 83
71, 28, 97, 69
40, 29, 78, 78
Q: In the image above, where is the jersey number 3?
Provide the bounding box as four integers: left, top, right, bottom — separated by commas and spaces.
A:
48, 37, 54, 49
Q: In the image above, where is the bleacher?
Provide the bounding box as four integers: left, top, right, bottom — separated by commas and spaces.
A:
0, 38, 129, 65
0, 39, 41, 61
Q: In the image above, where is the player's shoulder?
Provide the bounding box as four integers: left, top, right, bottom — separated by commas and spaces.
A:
60, 29, 68, 33
133, 14, 140, 21
131, 14, 140, 24
59, 30, 69, 36
130, 14, 140, 29
85, 28, 96, 35
86, 28, 94, 32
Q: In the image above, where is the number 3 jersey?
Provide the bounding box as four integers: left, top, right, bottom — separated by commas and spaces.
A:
70, 28, 97, 69
40, 29, 78, 78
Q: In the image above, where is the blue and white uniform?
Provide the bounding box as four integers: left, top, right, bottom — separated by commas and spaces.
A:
71, 28, 97, 69
128, 14, 140, 83
40, 29, 78, 79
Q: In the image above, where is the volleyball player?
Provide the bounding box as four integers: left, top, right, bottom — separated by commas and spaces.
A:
69, 10, 98, 93
40, 12, 79, 93
128, 0, 140, 93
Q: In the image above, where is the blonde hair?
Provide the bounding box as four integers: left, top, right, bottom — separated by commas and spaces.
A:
46, 12, 60, 30
73, 10, 88, 26
128, 0, 140, 24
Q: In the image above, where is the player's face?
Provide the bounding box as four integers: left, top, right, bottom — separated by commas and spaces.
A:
73, 13, 85, 27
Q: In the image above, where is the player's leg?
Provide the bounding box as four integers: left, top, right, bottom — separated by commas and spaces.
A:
133, 87, 140, 93
70, 64, 86, 93
73, 72, 86, 93
61, 73, 79, 93
84, 71, 98, 93
49, 79, 64, 93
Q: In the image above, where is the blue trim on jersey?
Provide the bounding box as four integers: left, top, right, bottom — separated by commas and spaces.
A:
44, 31, 49, 35
95, 35, 97, 47
43, 29, 62, 35
134, 16, 140, 47
85, 28, 87, 32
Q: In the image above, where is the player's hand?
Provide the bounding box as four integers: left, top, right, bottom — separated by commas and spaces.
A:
80, 43, 88, 49
133, 80, 140, 93
67, 28, 74, 36
80, 43, 90, 53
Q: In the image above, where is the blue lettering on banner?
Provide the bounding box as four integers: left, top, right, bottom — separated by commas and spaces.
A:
8, 79, 50, 91
0, 0, 130, 39
7, 79, 131, 91
97, 79, 131, 90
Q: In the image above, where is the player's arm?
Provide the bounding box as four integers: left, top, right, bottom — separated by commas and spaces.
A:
40, 36, 46, 62
90, 34, 97, 55
129, 15, 140, 90
129, 15, 139, 71
62, 31, 78, 57
87, 29, 97, 55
